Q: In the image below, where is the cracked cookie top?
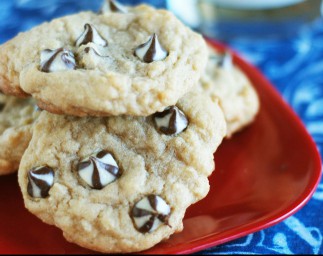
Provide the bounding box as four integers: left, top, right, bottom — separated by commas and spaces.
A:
18, 91, 226, 253
0, 4, 208, 117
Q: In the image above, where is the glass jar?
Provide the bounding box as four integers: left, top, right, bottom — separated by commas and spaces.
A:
167, 0, 322, 41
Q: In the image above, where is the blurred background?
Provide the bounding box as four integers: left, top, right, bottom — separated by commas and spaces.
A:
0, 0, 322, 254
0, 0, 321, 43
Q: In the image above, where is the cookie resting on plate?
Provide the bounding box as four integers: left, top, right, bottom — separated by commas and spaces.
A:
18, 91, 226, 253
198, 46, 260, 137
0, 93, 39, 175
0, 4, 208, 117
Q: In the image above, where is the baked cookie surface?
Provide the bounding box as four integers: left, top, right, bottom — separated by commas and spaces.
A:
18, 91, 226, 253
0, 4, 207, 117
199, 46, 260, 137
0, 93, 39, 175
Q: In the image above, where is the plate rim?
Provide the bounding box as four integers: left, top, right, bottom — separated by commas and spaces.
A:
0, 40, 321, 255
144, 39, 322, 255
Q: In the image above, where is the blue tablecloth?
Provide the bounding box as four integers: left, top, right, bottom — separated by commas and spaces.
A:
0, 0, 322, 254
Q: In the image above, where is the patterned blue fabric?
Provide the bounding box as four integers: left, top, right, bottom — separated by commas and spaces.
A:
0, 0, 321, 254
200, 17, 323, 255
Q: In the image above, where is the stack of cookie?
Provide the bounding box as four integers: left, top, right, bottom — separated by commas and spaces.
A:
0, 0, 259, 253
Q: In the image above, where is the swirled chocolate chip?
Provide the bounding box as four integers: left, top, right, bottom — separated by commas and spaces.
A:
134, 33, 168, 63
77, 150, 121, 189
153, 106, 188, 135
27, 166, 54, 198
100, 0, 127, 13
76, 24, 107, 47
210, 51, 232, 69
84, 44, 106, 57
131, 195, 171, 233
40, 48, 76, 73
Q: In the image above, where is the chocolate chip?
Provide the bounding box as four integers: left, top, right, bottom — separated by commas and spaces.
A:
100, 0, 127, 13
153, 106, 188, 135
77, 150, 121, 189
134, 33, 168, 63
75, 24, 107, 47
131, 195, 171, 233
27, 166, 54, 198
84, 45, 106, 57
40, 48, 76, 73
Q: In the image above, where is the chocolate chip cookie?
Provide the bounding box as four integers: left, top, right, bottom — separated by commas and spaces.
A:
0, 4, 207, 117
18, 91, 226, 253
0, 93, 39, 175
199, 46, 260, 137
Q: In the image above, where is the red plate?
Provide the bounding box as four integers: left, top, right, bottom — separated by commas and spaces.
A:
0, 40, 321, 254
